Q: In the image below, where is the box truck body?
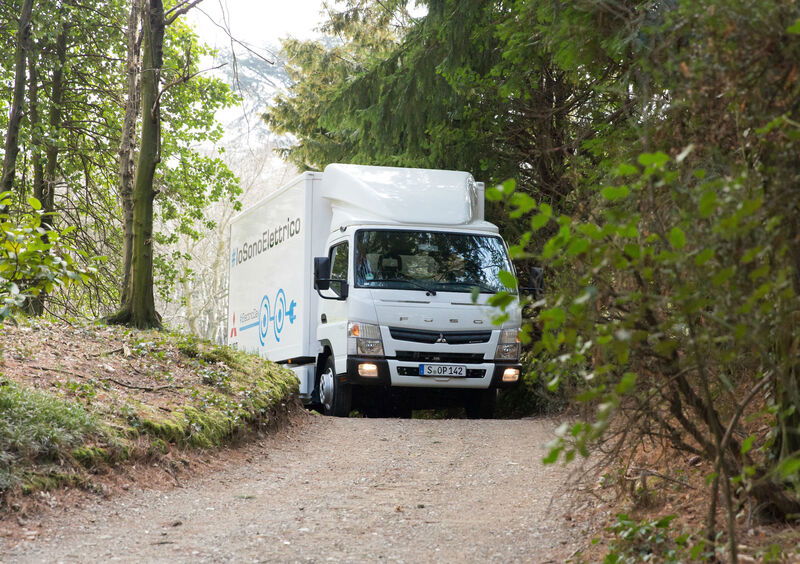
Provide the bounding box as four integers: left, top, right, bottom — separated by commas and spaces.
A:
227, 164, 522, 417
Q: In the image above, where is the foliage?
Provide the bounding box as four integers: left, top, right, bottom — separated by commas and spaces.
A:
0, 192, 95, 321
496, 352, 570, 417
0, 0, 239, 321
0, 379, 103, 493
268, 0, 603, 212
496, 145, 800, 535
600, 514, 702, 563
156, 19, 241, 243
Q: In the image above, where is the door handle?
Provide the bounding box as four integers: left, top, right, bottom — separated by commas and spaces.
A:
321, 313, 327, 324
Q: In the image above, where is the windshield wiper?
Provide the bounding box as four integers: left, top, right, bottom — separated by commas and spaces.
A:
444, 281, 498, 294
376, 277, 437, 296
475, 282, 501, 294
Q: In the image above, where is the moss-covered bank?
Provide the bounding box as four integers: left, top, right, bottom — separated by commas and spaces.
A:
0, 322, 298, 507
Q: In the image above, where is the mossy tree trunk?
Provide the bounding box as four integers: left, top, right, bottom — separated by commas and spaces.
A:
1, 0, 34, 208
107, 0, 164, 329
28, 24, 67, 316
773, 223, 800, 470
119, 0, 142, 306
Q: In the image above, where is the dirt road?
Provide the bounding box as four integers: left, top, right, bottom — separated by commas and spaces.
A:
4, 416, 586, 563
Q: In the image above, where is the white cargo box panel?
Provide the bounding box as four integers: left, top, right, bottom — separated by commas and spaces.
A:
227, 173, 323, 363
321, 164, 485, 230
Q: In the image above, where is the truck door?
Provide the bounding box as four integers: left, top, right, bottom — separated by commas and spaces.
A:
318, 240, 349, 373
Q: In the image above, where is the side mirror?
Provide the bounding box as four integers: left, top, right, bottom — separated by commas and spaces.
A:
314, 256, 349, 300
314, 256, 331, 290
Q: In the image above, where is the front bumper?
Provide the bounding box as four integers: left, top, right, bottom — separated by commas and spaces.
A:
345, 356, 521, 389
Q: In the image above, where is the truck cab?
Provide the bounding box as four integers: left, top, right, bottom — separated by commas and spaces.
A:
311, 166, 521, 417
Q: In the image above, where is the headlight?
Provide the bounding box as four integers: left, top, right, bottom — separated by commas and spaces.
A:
347, 322, 385, 356
495, 328, 520, 360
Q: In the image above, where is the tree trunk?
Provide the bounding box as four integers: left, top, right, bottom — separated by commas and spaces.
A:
106, 0, 164, 329
41, 27, 67, 228
25, 26, 67, 316
28, 46, 42, 205
24, 40, 44, 315
119, 0, 142, 305
1, 0, 35, 207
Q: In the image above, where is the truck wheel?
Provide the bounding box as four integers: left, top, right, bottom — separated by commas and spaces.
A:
465, 389, 496, 419
319, 356, 352, 417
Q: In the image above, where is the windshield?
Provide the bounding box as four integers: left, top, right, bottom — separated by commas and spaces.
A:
354, 229, 514, 294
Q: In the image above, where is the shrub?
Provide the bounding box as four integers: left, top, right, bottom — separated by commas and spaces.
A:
0, 192, 94, 321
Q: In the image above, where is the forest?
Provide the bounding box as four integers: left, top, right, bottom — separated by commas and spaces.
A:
2, 0, 800, 560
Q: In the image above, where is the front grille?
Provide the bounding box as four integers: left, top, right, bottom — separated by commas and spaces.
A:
397, 366, 486, 378
389, 327, 492, 344
395, 351, 485, 363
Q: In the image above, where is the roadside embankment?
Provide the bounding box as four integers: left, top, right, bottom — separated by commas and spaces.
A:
0, 320, 299, 511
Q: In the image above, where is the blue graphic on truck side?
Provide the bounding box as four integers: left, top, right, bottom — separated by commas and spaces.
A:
239, 289, 297, 345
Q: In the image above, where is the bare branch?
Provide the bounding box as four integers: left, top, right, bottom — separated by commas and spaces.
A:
156, 62, 227, 106
194, 5, 276, 65
165, 0, 206, 25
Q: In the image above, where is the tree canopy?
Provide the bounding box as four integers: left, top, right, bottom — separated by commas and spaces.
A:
0, 0, 238, 322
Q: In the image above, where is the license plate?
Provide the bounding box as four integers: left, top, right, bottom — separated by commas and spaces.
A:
419, 364, 466, 377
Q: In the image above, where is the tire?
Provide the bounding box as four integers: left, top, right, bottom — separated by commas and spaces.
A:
465, 389, 496, 419
318, 356, 352, 417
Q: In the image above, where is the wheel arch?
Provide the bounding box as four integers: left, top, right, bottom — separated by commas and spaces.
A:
317, 341, 333, 367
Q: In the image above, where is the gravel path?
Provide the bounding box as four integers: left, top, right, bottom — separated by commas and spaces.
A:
4, 416, 584, 563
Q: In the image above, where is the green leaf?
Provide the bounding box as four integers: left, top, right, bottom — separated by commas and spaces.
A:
788, 19, 800, 34
668, 227, 686, 250
615, 372, 637, 395
530, 213, 550, 230
541, 237, 560, 259
498, 270, 518, 289
741, 247, 761, 264
578, 223, 603, 240
690, 540, 707, 560
694, 248, 714, 266
620, 224, 639, 238
712, 267, 736, 286
488, 291, 514, 308
509, 192, 536, 214
600, 185, 630, 201
566, 237, 589, 256
27, 197, 42, 210
740, 435, 756, 455
613, 163, 638, 177
485, 186, 503, 201
637, 151, 669, 168
623, 243, 641, 260
540, 307, 566, 328
654, 515, 676, 528
470, 286, 480, 303
776, 456, 800, 479
542, 445, 562, 465
698, 189, 718, 217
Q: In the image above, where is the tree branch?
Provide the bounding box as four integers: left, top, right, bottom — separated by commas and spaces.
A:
156, 63, 227, 107
165, 0, 205, 25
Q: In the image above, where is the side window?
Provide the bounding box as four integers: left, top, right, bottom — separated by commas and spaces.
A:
329, 242, 349, 294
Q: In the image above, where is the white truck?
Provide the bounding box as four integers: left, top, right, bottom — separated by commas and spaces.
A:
227, 164, 522, 418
